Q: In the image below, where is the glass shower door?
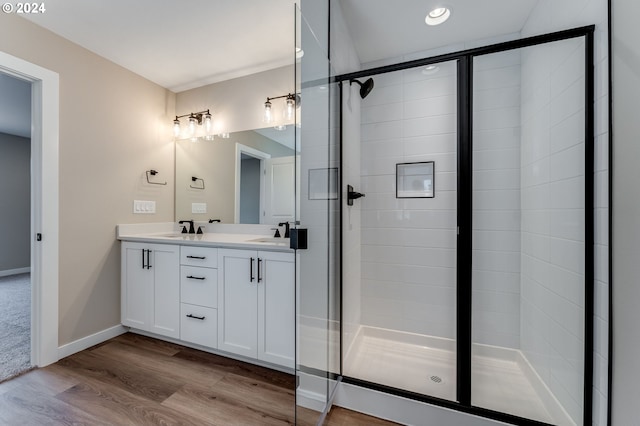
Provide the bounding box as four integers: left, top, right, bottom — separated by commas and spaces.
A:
295, 3, 341, 425
341, 60, 459, 402
471, 37, 589, 425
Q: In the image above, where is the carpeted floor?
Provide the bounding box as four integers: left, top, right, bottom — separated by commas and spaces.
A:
0, 273, 31, 383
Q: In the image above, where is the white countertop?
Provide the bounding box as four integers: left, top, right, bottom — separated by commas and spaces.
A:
117, 223, 293, 252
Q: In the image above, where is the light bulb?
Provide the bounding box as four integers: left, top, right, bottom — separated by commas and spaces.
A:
172, 119, 181, 138
188, 115, 197, 137
263, 100, 273, 123
203, 112, 212, 134
285, 96, 295, 121
425, 6, 451, 25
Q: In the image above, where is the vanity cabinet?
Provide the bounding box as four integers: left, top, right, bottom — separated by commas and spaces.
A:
180, 246, 218, 348
218, 249, 295, 368
121, 242, 180, 338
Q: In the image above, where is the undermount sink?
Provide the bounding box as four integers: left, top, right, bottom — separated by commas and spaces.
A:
154, 233, 187, 238
249, 237, 290, 244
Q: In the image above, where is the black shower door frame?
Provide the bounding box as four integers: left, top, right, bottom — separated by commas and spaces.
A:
336, 25, 595, 426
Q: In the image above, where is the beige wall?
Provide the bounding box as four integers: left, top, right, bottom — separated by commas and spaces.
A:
176, 65, 294, 134
0, 15, 176, 345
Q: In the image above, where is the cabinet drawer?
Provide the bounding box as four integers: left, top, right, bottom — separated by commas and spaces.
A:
181, 246, 217, 268
180, 304, 217, 348
180, 266, 217, 308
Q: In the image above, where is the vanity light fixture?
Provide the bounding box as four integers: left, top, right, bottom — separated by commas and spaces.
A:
172, 109, 213, 138
263, 99, 273, 123
425, 6, 451, 26
263, 93, 300, 123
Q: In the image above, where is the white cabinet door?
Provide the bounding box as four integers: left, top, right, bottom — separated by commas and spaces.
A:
218, 249, 258, 358
257, 251, 295, 368
150, 244, 180, 338
121, 242, 179, 339
122, 242, 151, 329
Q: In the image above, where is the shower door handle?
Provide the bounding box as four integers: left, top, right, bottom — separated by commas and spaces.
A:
347, 185, 365, 206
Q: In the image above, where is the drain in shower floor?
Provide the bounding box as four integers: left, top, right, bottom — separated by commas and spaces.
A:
430, 375, 442, 383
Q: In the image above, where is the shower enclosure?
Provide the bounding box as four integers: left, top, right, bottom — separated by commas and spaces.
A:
336, 28, 594, 426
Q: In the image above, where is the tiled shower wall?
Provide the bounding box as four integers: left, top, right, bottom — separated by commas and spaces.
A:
520, 38, 587, 424
522, 1, 609, 424
359, 61, 458, 338
472, 50, 523, 349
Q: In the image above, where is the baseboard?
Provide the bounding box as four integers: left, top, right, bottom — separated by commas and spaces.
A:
57, 325, 127, 360
128, 328, 294, 375
0, 267, 30, 277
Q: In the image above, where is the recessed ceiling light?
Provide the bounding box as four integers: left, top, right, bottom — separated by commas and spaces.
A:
422, 65, 440, 75
425, 6, 451, 26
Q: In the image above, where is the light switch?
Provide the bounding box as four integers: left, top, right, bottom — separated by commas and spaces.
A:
133, 200, 156, 214
192, 202, 207, 214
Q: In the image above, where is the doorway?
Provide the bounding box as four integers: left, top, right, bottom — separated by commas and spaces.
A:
0, 72, 32, 381
0, 51, 59, 368
338, 28, 595, 426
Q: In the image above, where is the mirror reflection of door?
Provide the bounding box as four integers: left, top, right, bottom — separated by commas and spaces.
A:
263, 156, 295, 225
236, 144, 269, 224
239, 154, 262, 223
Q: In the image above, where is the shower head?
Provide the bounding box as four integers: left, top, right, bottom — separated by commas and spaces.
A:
349, 77, 374, 99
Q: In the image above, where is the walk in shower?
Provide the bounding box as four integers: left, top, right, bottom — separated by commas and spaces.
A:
338, 29, 593, 426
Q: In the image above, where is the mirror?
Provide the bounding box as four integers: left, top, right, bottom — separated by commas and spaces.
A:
175, 126, 297, 224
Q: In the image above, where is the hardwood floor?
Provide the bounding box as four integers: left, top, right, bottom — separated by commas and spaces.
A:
0, 333, 398, 425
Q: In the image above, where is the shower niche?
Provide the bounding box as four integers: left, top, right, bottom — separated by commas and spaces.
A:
338, 28, 594, 426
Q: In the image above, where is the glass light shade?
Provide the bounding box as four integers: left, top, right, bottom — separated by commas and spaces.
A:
188, 116, 197, 137
172, 119, 181, 137
263, 100, 273, 123
285, 97, 295, 121
203, 112, 212, 134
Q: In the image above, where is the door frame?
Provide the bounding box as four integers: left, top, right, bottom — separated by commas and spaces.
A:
234, 143, 270, 223
335, 25, 596, 426
0, 51, 59, 367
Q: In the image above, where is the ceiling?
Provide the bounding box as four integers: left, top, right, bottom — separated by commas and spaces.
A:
1, 0, 542, 138
339, 0, 539, 64
20, 0, 297, 93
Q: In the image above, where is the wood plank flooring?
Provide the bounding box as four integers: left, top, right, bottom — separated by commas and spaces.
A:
0, 333, 398, 425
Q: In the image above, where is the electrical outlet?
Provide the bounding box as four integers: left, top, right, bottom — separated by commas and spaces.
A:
192, 203, 207, 214
133, 200, 156, 214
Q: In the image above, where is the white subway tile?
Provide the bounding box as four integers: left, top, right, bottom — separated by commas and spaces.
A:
361, 102, 404, 124
403, 114, 456, 137
404, 95, 456, 119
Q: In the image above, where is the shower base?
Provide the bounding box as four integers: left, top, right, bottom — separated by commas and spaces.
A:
343, 326, 575, 426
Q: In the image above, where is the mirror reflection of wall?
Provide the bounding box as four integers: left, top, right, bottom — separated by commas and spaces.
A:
175, 127, 296, 224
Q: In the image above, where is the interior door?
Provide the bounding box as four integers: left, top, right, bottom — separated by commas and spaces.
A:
264, 156, 296, 225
